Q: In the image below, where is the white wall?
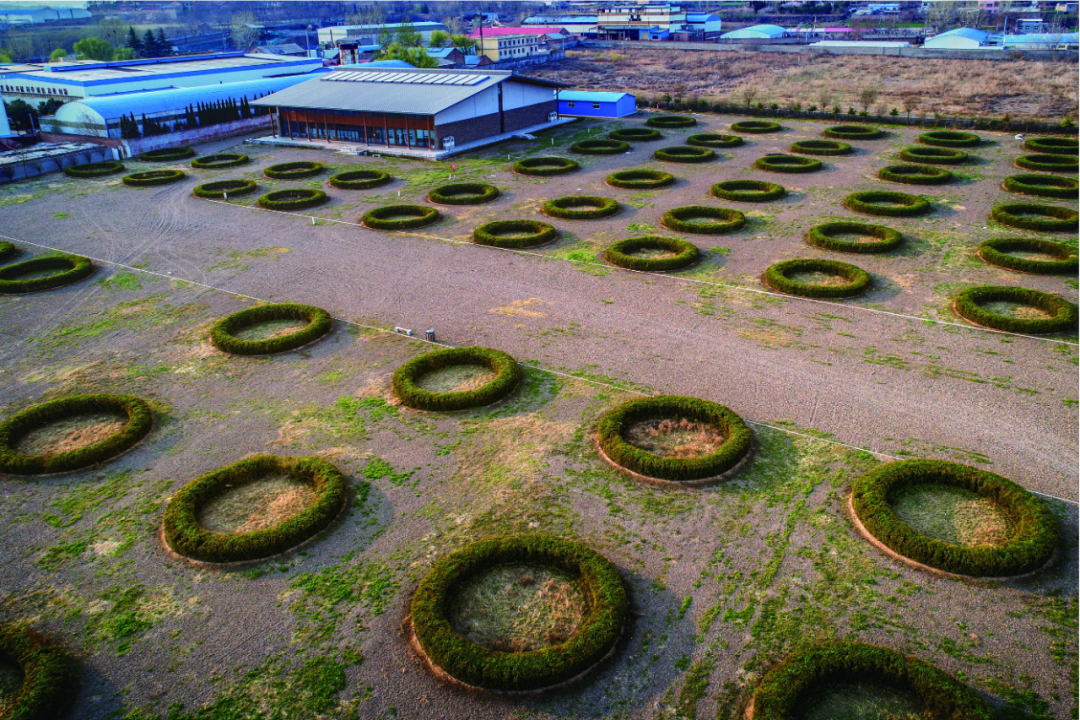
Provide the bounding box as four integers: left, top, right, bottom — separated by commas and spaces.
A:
435, 86, 500, 124
501, 81, 555, 110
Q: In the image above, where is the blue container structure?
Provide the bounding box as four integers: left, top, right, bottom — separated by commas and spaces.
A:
557, 91, 636, 118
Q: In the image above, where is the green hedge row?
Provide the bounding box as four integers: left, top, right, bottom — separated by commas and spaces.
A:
428, 182, 499, 205
264, 161, 324, 179
362, 204, 441, 230
122, 169, 187, 187
1015, 153, 1078, 172
0, 240, 16, 263
823, 124, 883, 140
604, 236, 699, 272
647, 114, 696, 128
918, 130, 981, 147
0, 255, 94, 294
710, 179, 785, 202
807, 221, 903, 254
258, 189, 328, 211
609, 127, 662, 142
755, 154, 822, 173
978, 237, 1078, 275
193, 179, 257, 199
662, 206, 745, 234
140, 146, 195, 162
392, 346, 521, 411
878, 163, 953, 185
543, 195, 620, 219
1002, 174, 1079, 199
731, 120, 781, 133
329, 169, 391, 190
765, 258, 871, 298
570, 139, 630, 155
598, 395, 751, 482
163, 454, 349, 563
751, 640, 995, 720
898, 146, 968, 164
0, 394, 152, 475
991, 203, 1079, 232
790, 139, 851, 156
1022, 136, 1078, 156
654, 146, 715, 163
954, 285, 1078, 334
473, 219, 557, 248
852, 459, 1059, 576
0, 624, 75, 720
210, 302, 332, 355
606, 169, 675, 189
411, 534, 627, 691
844, 190, 931, 217
64, 161, 124, 178
191, 153, 248, 169
512, 157, 579, 176
686, 133, 743, 148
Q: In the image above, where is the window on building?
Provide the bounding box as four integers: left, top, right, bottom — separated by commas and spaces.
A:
567, 101, 575, 108
367, 125, 385, 144
593, 102, 601, 109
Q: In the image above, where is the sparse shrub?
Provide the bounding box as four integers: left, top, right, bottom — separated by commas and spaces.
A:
122, 169, 187, 187
647, 115, 696, 128
0, 254, 94, 293
64, 161, 124, 178
764, 258, 871, 298
710, 180, 785, 202
807, 222, 903, 254
570, 139, 630, 155
329, 169, 391, 189
898, 146, 967, 165
606, 169, 675, 189
878, 164, 953, 185
731, 120, 782, 133
991, 203, 1078, 232
1015, 154, 1078, 172
790, 140, 851, 156
473, 219, 557, 248
954, 285, 1077, 334
604, 236, 699, 272
428, 183, 499, 205
543, 196, 619, 220
191, 153, 248, 169
264, 161, 324, 179
139, 146, 195, 162
392, 346, 521, 411
917, 131, 981, 147
1023, 137, 1078, 156
654, 146, 715, 163
844, 191, 931, 217
258, 189, 328, 211
686, 133, 743, 148
609, 128, 662, 142
512, 157, 579, 176
978, 237, 1077, 274
0, 624, 76, 720
194, 179, 257, 198
823, 125, 883, 140
1002, 174, 1078, 199
362, 205, 440, 230
662, 206, 745, 234
210, 303, 332, 355
754, 154, 822, 173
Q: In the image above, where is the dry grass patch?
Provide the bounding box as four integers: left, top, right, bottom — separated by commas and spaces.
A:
801, 680, 927, 720
625, 417, 727, 458
980, 300, 1055, 321
490, 298, 548, 318
891, 483, 1015, 547
415, 364, 497, 394
787, 270, 852, 287
231, 318, 309, 342
14, 411, 127, 456
197, 470, 317, 534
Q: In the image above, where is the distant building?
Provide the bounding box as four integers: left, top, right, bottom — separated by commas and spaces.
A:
596, 4, 688, 40
685, 13, 723, 39
720, 24, 787, 40
1003, 32, 1079, 49
477, 34, 546, 62
316, 22, 448, 47
1015, 17, 1045, 33
252, 43, 307, 57
558, 91, 636, 118
523, 15, 599, 35
0, 7, 91, 24
337, 43, 381, 65
923, 27, 992, 48
425, 47, 493, 69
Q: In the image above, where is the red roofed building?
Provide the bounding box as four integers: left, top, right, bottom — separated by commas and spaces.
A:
466, 26, 570, 39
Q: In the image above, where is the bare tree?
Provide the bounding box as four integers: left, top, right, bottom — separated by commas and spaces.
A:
816, 89, 833, 114
98, 18, 128, 48
858, 88, 879, 113
874, 101, 888, 117
902, 95, 920, 121
230, 11, 262, 51
740, 86, 759, 110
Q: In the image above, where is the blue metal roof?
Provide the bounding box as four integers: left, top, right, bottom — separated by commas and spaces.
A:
929, 27, 989, 42
686, 13, 721, 22
721, 24, 785, 39
559, 91, 633, 103
355, 60, 416, 68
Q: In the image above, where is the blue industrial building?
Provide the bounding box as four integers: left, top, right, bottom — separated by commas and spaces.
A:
558, 91, 636, 118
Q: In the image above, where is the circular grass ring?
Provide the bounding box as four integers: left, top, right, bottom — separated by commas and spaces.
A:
543, 195, 619, 220
710, 179, 785, 203
122, 169, 187, 187
393, 346, 522, 411
0, 241, 16, 263
0, 394, 152, 475
844, 190, 931, 217
362, 204, 440, 230
878, 163, 954, 185
427, 183, 499, 206
898, 145, 968, 165
210, 303, 332, 355
991, 203, 1078, 232
954, 285, 1078, 334
1022, 136, 1078, 156
1002, 174, 1079, 199
730, 120, 782, 133
822, 124, 883, 140
662, 206, 745, 234
163, 454, 348, 563
139, 146, 195, 162
1015, 153, 1079, 173
978, 237, 1077, 275
258, 188, 328, 211
609, 127, 661, 142
686, 133, 743, 149
410, 534, 627, 692
751, 640, 994, 719
754, 154, 822, 173
646, 115, 696, 128
512, 157, 579, 176
918, 130, 981, 148
598, 395, 751, 483
654, 145, 715, 163
807, 221, 903, 254
0, 255, 93, 294
190, 153, 248, 169
605, 236, 699, 272
0, 624, 75, 720
790, 139, 851, 156
764, 258, 871, 298
852, 459, 1059, 576
264, 161, 324, 180
329, 169, 391, 190
570, 139, 630, 155
193, 179, 257, 199
473, 219, 557, 249
64, 161, 124, 178
606, 169, 675, 189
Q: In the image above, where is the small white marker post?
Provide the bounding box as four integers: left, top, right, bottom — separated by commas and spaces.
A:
223, 192, 228, 201
312, 216, 315, 226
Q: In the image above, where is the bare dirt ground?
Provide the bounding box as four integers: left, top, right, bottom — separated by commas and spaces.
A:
0, 114, 1076, 720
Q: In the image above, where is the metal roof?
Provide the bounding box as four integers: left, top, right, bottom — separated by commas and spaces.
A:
7, 53, 318, 84
721, 24, 786, 38
928, 27, 989, 42
559, 91, 633, 102
1003, 32, 1079, 43
686, 13, 721, 22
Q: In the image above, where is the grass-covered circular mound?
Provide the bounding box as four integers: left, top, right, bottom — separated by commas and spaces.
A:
852, 459, 1059, 576
991, 203, 1078, 232
844, 190, 931, 217
64, 161, 124, 178
686, 133, 743, 148
0, 394, 152, 475
190, 153, 248, 169
899, 146, 968, 165
0, 241, 17, 262
473, 220, 558, 249
193, 179, 257, 199
954, 285, 1078, 334
543, 195, 619, 220
362, 205, 441, 230
978, 237, 1077, 275
410, 534, 627, 692
647, 115, 696, 128
654, 146, 715, 163
1022, 136, 1078, 156
878, 163, 953, 185
1002, 174, 1079, 199
710, 179, 785, 202
1015, 153, 1079, 173
0, 255, 94, 294
790, 139, 851, 156
807, 221, 903, 254
329, 169, 391, 190
918, 130, 981, 148
163, 454, 348, 563
393, 346, 522, 411
604, 236, 699, 272
731, 120, 782, 133
754, 154, 822, 173
662, 206, 745, 234
609, 127, 661, 142
751, 640, 995, 720
264, 161, 324, 179
122, 169, 187, 187
598, 395, 751, 482
823, 124, 883, 140
258, 188, 328, 211
210, 302, 332, 355
428, 182, 499, 205
765, 258, 871, 298
0, 624, 76, 720
606, 169, 675, 189
139, 146, 195, 162
570, 139, 630, 155
512, 157, 579, 176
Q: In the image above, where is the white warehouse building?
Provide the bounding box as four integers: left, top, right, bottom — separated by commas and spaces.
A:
923, 28, 993, 49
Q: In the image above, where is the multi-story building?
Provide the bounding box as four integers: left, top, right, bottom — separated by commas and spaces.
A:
477, 34, 544, 62
596, 4, 688, 39
316, 22, 448, 47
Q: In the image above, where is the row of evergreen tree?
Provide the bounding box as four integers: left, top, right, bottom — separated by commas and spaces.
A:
125, 26, 173, 58
117, 95, 269, 139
